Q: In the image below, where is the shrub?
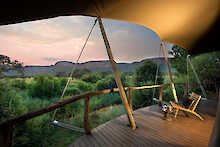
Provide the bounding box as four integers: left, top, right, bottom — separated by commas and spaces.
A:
95, 74, 127, 91
133, 89, 154, 109
14, 114, 53, 147
28, 75, 63, 98
90, 93, 122, 111
72, 68, 91, 79
81, 73, 102, 84
65, 87, 81, 96
0, 89, 28, 122
70, 80, 93, 93
135, 61, 163, 86
55, 99, 84, 120
10, 78, 27, 89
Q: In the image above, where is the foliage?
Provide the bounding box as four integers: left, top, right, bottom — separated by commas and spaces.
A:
133, 61, 164, 109
190, 51, 220, 92
64, 87, 81, 97
70, 80, 93, 93
72, 68, 91, 79
81, 73, 102, 83
56, 71, 68, 77
132, 81, 156, 109
52, 105, 125, 147
99, 71, 112, 78
169, 45, 188, 75
168, 46, 220, 98
14, 115, 54, 147
0, 54, 24, 77
95, 74, 127, 91
10, 78, 27, 89
0, 52, 219, 146
28, 75, 65, 98
0, 79, 11, 121
55, 99, 84, 120
90, 93, 122, 111
89, 105, 125, 129
135, 61, 163, 86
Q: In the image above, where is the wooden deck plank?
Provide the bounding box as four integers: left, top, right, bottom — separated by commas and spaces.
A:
105, 118, 154, 147
116, 116, 165, 147
137, 107, 214, 142
136, 108, 212, 146
134, 113, 195, 146
99, 123, 126, 146
117, 111, 192, 146
69, 105, 215, 147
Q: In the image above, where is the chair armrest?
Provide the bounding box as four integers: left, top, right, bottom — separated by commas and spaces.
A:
170, 101, 182, 109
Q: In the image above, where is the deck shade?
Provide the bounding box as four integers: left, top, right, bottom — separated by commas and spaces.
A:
0, 1, 220, 146
0, 0, 220, 54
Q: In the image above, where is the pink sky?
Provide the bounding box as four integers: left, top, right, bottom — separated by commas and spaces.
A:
0, 16, 172, 66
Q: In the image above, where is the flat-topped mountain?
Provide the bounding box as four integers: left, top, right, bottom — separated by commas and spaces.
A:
4, 57, 172, 77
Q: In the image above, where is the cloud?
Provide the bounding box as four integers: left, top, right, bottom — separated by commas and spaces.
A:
43, 57, 63, 62
0, 16, 96, 44
0, 16, 172, 65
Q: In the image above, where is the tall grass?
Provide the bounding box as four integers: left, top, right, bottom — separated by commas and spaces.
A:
0, 71, 163, 147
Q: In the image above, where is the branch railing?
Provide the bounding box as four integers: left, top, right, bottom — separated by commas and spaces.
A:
1, 83, 186, 147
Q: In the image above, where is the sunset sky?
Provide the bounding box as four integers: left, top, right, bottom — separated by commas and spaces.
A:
0, 16, 173, 66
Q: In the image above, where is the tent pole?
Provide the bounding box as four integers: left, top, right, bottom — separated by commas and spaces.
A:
97, 17, 136, 130
161, 41, 178, 103
209, 89, 220, 147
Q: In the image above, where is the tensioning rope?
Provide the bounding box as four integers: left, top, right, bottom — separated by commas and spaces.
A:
187, 55, 208, 99
137, 44, 162, 108
152, 44, 162, 99
51, 18, 98, 121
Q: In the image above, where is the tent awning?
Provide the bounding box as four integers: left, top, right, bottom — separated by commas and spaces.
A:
0, 0, 220, 54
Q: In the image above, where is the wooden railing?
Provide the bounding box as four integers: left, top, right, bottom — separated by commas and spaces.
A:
0, 83, 176, 147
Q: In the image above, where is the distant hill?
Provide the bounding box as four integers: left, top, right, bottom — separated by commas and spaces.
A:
3, 57, 174, 77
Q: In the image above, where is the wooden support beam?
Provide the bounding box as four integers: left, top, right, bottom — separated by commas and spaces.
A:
0, 124, 13, 147
209, 89, 220, 147
97, 17, 136, 130
84, 97, 91, 134
161, 41, 178, 103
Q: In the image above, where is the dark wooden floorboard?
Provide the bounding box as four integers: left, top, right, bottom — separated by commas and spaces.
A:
69, 105, 215, 147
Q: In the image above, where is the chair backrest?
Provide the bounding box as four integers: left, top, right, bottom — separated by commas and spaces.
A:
188, 92, 202, 111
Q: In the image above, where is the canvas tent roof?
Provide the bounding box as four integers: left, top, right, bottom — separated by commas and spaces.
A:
0, 0, 220, 54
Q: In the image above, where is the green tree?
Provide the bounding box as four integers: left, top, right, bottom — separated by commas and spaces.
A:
134, 61, 163, 108
72, 68, 91, 79
28, 75, 63, 98
191, 51, 220, 93
135, 61, 163, 86
96, 74, 127, 91
169, 45, 188, 75
0, 54, 24, 77
81, 73, 102, 83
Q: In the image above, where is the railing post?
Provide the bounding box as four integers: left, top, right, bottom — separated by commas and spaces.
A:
128, 88, 133, 113
183, 83, 188, 97
0, 124, 13, 147
84, 96, 91, 134
159, 87, 163, 105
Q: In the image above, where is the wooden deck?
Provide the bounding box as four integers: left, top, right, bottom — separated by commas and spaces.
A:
70, 105, 215, 147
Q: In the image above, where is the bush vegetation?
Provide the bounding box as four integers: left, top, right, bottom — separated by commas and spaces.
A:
1, 50, 219, 146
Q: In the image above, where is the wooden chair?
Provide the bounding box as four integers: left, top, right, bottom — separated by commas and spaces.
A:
170, 92, 204, 120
